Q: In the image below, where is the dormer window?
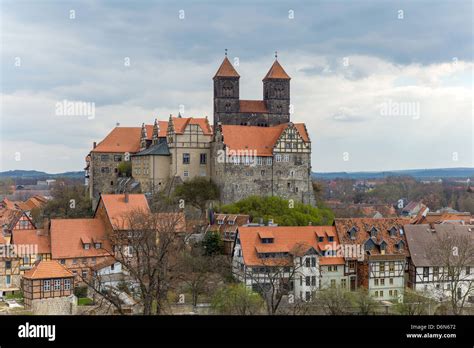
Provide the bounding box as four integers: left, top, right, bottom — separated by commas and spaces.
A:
396, 240, 405, 251
217, 219, 224, 225
364, 239, 375, 251
328, 236, 334, 242
84, 243, 90, 250
347, 226, 358, 240
94, 242, 102, 249
261, 238, 274, 244
369, 226, 378, 238
318, 236, 324, 242
388, 226, 398, 237
379, 241, 387, 251
228, 220, 235, 225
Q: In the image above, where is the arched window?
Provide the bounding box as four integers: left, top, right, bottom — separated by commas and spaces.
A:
225, 103, 232, 112
223, 81, 233, 97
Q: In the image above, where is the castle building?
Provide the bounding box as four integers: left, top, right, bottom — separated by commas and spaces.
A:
87, 55, 315, 206
213, 56, 290, 128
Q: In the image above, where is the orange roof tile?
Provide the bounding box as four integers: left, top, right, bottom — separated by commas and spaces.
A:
221, 123, 309, 156
92, 127, 142, 153
23, 260, 74, 279
50, 218, 111, 259
100, 194, 151, 230
145, 124, 153, 140
157, 121, 168, 137
11, 230, 51, 255
239, 100, 268, 113
214, 57, 240, 78
263, 60, 291, 80
171, 117, 212, 136
238, 226, 341, 266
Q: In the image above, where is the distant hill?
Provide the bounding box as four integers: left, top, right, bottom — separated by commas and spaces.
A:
312, 167, 474, 180
0, 170, 84, 179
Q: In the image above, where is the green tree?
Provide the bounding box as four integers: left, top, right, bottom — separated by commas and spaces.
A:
117, 161, 132, 177
312, 287, 354, 315
394, 289, 435, 315
39, 183, 92, 220
174, 177, 219, 217
202, 231, 223, 256
353, 288, 377, 315
220, 195, 334, 226
211, 284, 264, 315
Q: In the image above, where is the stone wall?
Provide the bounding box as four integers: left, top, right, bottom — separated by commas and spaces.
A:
31, 294, 77, 315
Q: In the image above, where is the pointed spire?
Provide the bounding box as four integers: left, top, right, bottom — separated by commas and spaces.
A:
263, 57, 291, 81
213, 55, 240, 79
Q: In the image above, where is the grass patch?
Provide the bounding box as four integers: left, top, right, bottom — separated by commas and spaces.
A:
78, 297, 94, 306
5, 292, 23, 300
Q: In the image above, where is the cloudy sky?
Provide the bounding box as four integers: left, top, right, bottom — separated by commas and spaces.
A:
1, 0, 472, 173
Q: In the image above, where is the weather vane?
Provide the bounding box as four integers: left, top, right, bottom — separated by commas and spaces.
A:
225, 48, 228, 57
275, 51, 278, 59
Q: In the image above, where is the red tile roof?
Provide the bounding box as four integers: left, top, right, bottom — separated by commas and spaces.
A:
11, 230, 51, 255
263, 60, 291, 80
238, 226, 343, 266
92, 127, 142, 153
170, 117, 212, 136
100, 194, 151, 230
334, 218, 410, 258
23, 260, 74, 279
214, 57, 240, 78
50, 218, 111, 259
239, 100, 268, 113
221, 123, 310, 156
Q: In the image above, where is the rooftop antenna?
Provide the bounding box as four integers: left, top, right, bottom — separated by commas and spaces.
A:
225, 48, 228, 57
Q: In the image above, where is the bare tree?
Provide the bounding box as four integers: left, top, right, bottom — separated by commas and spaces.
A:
312, 287, 353, 315
428, 231, 474, 315
85, 206, 187, 315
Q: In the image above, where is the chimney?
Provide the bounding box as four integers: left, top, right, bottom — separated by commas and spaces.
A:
93, 141, 97, 149
124, 192, 129, 203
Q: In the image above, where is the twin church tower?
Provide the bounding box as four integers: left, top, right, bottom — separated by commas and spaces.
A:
213, 53, 291, 128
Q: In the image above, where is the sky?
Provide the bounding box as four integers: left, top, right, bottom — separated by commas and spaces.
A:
1, 0, 473, 173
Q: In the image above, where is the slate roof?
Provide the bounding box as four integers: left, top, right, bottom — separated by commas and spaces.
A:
132, 141, 170, 156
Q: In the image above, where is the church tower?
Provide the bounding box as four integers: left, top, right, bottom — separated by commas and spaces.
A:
213, 55, 240, 127
263, 57, 291, 124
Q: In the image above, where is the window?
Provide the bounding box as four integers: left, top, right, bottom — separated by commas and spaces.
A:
328, 236, 334, 242
183, 153, 190, 164
275, 154, 282, 162
100, 155, 109, 161
284, 154, 290, 162
82, 270, 88, 279
44, 280, 51, 291
380, 291, 384, 297
84, 243, 90, 250
394, 290, 398, 297
389, 290, 393, 296
330, 279, 336, 288
379, 263, 385, 272
299, 276, 303, 286
311, 276, 316, 286
433, 266, 439, 277
423, 267, 429, 277
5, 261, 11, 269
341, 279, 346, 288
200, 153, 207, 164
266, 158, 272, 165
305, 276, 310, 286
374, 279, 379, 286
318, 236, 324, 242
183, 171, 189, 177
348, 260, 356, 270
389, 278, 393, 285
466, 267, 471, 275
114, 155, 122, 162
389, 262, 395, 272
305, 258, 311, 267
111, 263, 115, 271
6, 275, 11, 285
64, 279, 71, 290
23, 256, 30, 264
305, 292, 311, 302
311, 257, 316, 267
100, 167, 110, 173
54, 279, 61, 291
94, 243, 102, 249
261, 170, 265, 176
380, 278, 385, 286
375, 291, 378, 297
